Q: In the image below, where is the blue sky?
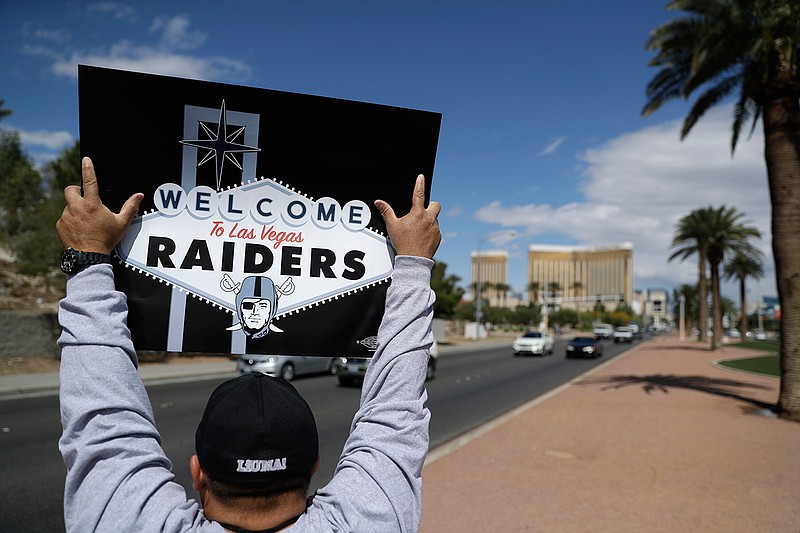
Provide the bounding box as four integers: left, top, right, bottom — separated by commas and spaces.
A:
0, 1, 776, 304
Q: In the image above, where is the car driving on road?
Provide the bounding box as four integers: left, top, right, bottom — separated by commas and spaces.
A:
512, 330, 555, 356
566, 336, 604, 359
613, 326, 633, 343
592, 323, 614, 340
237, 354, 335, 381
334, 340, 439, 386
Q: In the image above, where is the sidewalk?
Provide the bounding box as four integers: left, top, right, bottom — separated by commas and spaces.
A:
420, 335, 800, 532
0, 360, 237, 398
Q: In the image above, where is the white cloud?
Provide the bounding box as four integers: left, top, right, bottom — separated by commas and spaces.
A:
487, 229, 519, 246
538, 136, 566, 156
24, 13, 250, 83
51, 40, 251, 82
17, 128, 73, 149
445, 206, 463, 217
21, 22, 70, 45
475, 106, 775, 296
87, 2, 137, 21
150, 15, 206, 50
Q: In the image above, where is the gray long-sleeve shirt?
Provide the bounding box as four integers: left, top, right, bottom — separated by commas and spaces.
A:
58, 255, 435, 532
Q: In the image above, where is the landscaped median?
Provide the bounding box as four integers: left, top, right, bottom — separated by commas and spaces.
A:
715, 340, 780, 377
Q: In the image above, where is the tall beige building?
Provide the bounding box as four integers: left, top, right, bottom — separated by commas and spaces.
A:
527, 243, 633, 310
471, 251, 509, 308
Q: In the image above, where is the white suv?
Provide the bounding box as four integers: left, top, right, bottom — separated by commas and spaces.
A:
613, 326, 633, 343
593, 323, 614, 340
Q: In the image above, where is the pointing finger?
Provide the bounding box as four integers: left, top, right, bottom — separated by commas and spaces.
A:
81, 157, 99, 201
411, 174, 426, 210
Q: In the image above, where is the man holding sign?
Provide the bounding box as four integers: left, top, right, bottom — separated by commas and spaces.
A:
57, 157, 441, 532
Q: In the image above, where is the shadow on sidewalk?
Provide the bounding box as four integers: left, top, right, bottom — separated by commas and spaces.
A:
578, 374, 776, 410
647, 343, 712, 352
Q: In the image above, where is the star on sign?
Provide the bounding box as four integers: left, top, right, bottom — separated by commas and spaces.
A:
180, 100, 260, 190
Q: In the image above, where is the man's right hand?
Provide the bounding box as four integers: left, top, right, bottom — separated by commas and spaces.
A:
374, 174, 441, 259
56, 157, 143, 255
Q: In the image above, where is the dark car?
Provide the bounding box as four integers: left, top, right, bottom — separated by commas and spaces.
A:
333, 340, 438, 386
566, 336, 604, 359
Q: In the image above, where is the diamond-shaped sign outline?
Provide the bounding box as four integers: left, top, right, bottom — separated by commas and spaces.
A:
115, 176, 393, 319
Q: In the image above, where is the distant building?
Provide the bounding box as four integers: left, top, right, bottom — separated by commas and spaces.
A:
631, 289, 646, 316
644, 288, 670, 328
527, 243, 634, 311
471, 250, 509, 308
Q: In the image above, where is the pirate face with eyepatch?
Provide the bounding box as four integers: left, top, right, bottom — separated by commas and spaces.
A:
241, 298, 272, 330
232, 276, 279, 339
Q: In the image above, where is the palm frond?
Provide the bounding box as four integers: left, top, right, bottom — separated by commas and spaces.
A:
681, 73, 741, 138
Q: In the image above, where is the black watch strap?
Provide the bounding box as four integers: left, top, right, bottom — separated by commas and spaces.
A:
60, 247, 112, 274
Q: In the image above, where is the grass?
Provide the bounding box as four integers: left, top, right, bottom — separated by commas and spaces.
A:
717, 340, 780, 377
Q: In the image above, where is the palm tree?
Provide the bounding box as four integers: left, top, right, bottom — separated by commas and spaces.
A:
495, 282, 512, 308
669, 209, 711, 343
0, 99, 12, 122
673, 283, 699, 337
724, 250, 765, 340
571, 281, 584, 330
547, 282, 562, 299
644, 0, 800, 420
546, 282, 562, 314
527, 281, 541, 304
572, 282, 585, 327
470, 281, 482, 303
702, 206, 762, 350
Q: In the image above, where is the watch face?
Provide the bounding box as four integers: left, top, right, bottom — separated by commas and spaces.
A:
61, 248, 77, 274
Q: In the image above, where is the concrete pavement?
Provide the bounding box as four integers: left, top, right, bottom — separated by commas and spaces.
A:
420, 335, 800, 532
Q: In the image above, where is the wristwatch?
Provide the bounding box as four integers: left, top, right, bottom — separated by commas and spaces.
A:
60, 247, 112, 274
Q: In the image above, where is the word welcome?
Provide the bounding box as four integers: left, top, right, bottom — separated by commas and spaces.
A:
154, 183, 372, 231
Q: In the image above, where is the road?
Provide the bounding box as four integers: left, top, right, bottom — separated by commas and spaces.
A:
0, 336, 641, 531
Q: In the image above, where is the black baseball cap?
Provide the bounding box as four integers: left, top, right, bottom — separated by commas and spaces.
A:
195, 373, 319, 485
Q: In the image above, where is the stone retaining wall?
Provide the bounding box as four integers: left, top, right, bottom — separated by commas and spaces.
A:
0, 311, 60, 358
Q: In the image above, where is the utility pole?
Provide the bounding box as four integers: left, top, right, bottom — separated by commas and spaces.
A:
474, 243, 483, 340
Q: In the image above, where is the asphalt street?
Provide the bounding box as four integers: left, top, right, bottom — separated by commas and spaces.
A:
0, 336, 640, 532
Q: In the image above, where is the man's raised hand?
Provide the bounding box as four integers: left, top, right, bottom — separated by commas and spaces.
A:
374, 174, 441, 259
56, 157, 144, 254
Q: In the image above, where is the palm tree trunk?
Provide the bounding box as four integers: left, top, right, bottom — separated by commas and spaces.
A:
698, 253, 708, 344
763, 91, 800, 421
739, 276, 748, 340
710, 260, 723, 351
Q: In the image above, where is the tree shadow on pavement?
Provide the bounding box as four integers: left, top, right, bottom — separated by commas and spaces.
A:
578, 374, 776, 410
646, 344, 712, 352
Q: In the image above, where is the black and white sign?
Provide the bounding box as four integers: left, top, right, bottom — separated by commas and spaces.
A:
79, 65, 441, 356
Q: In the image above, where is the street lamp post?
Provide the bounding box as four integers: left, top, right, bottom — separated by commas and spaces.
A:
679, 294, 686, 341
542, 280, 549, 332
475, 248, 483, 340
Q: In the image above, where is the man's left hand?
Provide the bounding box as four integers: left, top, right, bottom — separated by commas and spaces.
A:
56, 157, 144, 254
